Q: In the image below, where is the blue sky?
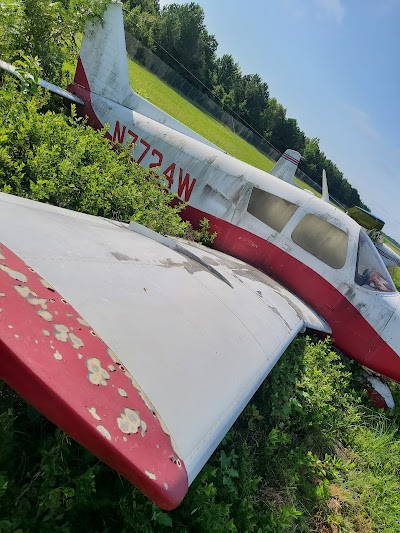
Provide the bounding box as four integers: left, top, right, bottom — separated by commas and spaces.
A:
159, 0, 400, 241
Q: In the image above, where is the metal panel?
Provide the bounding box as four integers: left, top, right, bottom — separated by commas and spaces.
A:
0, 193, 326, 490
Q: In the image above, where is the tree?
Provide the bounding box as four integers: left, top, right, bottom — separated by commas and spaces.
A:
0, 0, 109, 85
237, 74, 269, 133
154, 2, 217, 89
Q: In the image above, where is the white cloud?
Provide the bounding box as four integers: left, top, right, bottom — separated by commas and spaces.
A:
315, 0, 346, 23
347, 106, 382, 142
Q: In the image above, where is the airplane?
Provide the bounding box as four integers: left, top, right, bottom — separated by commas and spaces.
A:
347, 207, 400, 269
1, 0, 400, 510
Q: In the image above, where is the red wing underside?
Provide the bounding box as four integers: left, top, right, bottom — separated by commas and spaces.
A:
0, 243, 187, 510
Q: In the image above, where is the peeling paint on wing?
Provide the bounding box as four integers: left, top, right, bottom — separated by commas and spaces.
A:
145, 470, 157, 480
40, 278, 55, 291
87, 357, 110, 386
164, 482, 169, 491
0, 308, 2, 313
69, 333, 84, 349
111, 251, 134, 261
107, 347, 119, 364
54, 324, 69, 342
88, 407, 102, 421
77, 317, 90, 327
96, 425, 112, 440
106, 348, 156, 410
0, 247, 5, 260
38, 310, 53, 321
117, 407, 141, 434
14, 285, 48, 310
0, 264, 27, 282
0, 241, 188, 504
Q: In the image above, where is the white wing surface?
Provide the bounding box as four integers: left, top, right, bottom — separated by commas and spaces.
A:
0, 193, 329, 508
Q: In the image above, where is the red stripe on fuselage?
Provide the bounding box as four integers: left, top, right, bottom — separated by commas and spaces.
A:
181, 204, 400, 382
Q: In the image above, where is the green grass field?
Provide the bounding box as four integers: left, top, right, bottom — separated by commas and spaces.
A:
128, 60, 276, 173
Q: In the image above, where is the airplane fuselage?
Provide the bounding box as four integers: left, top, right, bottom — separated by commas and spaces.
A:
66, 0, 400, 384
68, 71, 400, 383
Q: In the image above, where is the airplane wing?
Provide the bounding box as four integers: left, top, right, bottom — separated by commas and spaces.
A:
0, 192, 330, 510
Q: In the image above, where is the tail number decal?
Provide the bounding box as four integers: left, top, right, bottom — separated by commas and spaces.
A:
112, 121, 196, 202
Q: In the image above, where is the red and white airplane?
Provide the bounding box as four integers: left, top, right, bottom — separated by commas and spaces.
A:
1, 1, 400, 510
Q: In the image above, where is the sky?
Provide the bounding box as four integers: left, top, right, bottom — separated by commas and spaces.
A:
158, 0, 400, 242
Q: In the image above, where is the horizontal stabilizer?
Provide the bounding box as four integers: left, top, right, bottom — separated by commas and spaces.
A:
347, 206, 385, 231
0, 59, 84, 104
0, 193, 330, 509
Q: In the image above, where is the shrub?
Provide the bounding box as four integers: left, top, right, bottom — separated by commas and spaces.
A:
0, 81, 188, 237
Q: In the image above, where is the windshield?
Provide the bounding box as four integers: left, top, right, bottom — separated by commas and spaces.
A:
355, 230, 396, 293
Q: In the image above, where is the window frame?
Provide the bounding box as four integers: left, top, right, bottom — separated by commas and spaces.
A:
246, 186, 299, 234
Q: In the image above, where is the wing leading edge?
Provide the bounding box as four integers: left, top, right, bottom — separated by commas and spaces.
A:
0, 193, 330, 509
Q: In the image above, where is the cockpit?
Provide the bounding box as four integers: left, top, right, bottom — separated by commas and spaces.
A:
355, 229, 396, 293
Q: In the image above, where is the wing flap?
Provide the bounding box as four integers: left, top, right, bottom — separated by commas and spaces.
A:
0, 193, 329, 506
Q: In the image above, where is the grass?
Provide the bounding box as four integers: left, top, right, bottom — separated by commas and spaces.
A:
128, 60, 276, 174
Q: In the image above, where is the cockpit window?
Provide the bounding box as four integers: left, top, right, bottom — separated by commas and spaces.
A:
291, 214, 348, 269
355, 230, 396, 292
247, 187, 298, 232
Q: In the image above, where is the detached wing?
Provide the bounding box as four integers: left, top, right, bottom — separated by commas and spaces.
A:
0, 193, 330, 509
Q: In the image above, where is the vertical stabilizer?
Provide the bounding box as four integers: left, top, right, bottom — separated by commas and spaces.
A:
73, 2, 221, 149
322, 169, 330, 203
75, 2, 132, 105
269, 149, 301, 187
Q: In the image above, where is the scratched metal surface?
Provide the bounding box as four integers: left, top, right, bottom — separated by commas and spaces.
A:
0, 192, 326, 489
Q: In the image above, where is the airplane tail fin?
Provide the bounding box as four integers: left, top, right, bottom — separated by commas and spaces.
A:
269, 149, 301, 186
74, 2, 132, 105
72, 2, 221, 149
322, 169, 330, 202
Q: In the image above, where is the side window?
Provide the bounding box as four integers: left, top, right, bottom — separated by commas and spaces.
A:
291, 214, 348, 269
247, 187, 298, 232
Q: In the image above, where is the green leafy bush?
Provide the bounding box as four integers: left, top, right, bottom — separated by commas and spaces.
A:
3, 332, 393, 532
0, 81, 188, 237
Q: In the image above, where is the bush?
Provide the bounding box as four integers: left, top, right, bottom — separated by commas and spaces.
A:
0, 81, 188, 237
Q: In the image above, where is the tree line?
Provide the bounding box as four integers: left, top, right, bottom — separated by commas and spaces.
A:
123, 0, 368, 209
